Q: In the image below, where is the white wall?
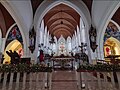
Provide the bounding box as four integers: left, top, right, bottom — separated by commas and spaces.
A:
93, 1, 120, 60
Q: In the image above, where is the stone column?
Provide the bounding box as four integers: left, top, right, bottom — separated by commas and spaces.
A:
1, 38, 6, 52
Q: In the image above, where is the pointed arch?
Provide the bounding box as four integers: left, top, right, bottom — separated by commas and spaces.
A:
4, 23, 25, 55
97, 2, 120, 60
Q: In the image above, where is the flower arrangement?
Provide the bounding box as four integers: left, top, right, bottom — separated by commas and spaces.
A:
77, 64, 120, 72
0, 64, 52, 72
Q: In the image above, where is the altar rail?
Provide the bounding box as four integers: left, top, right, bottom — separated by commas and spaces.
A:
1, 64, 120, 90
76, 71, 120, 90
1, 70, 120, 90
0, 64, 52, 90
0, 72, 52, 90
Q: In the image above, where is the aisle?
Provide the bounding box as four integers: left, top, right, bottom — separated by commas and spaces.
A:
51, 70, 78, 90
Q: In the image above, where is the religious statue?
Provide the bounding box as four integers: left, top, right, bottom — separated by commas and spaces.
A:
89, 25, 98, 52
28, 26, 36, 53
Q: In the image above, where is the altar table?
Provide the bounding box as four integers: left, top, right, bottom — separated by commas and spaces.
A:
51, 57, 75, 69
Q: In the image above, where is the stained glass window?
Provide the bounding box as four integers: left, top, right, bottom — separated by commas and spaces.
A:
7, 25, 23, 43
104, 22, 120, 43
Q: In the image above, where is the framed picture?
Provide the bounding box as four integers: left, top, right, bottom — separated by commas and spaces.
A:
104, 45, 111, 57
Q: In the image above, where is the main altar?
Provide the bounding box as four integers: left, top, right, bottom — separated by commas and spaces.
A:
49, 35, 75, 69
51, 56, 75, 69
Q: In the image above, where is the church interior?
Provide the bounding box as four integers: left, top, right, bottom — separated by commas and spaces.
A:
0, 0, 120, 90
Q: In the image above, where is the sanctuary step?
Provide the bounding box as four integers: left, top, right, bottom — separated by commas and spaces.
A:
51, 70, 78, 90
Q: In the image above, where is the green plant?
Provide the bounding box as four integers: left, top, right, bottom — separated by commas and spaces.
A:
77, 64, 120, 72
0, 64, 52, 72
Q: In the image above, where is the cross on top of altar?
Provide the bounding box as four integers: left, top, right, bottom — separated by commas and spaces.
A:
79, 42, 87, 53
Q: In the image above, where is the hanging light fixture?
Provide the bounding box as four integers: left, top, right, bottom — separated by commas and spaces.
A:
61, 21, 63, 24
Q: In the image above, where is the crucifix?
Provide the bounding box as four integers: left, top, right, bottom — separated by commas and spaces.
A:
79, 42, 87, 53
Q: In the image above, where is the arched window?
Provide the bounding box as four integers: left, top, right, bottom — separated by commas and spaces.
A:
40, 20, 44, 44
104, 22, 120, 43
44, 26, 47, 46
53, 43, 56, 51
67, 36, 72, 51
80, 18, 86, 43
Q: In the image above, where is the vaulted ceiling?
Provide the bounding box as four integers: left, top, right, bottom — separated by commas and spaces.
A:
112, 7, 120, 26
0, 3, 15, 37
31, 0, 120, 39
1, 0, 120, 39
44, 4, 80, 39
31, 0, 92, 39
